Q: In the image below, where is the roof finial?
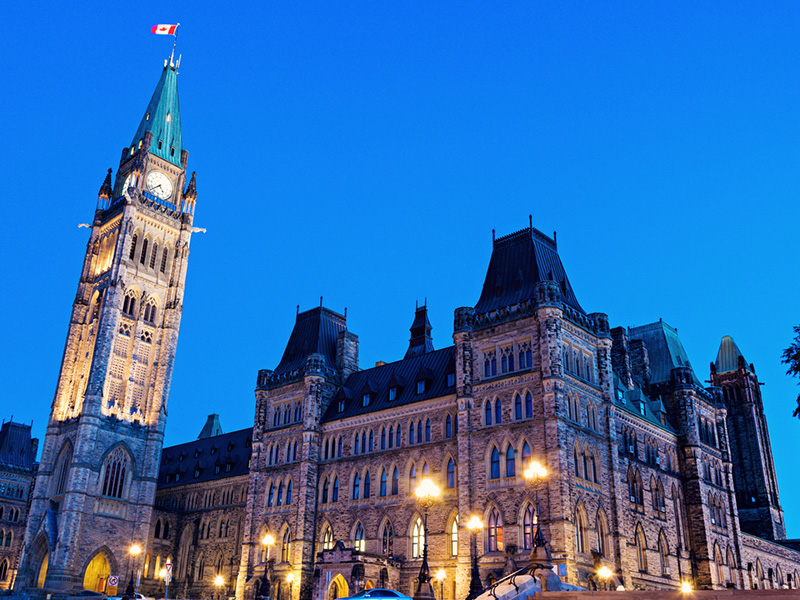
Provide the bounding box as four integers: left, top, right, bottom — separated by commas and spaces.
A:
529, 214, 532, 229
492, 228, 495, 242
344, 307, 347, 318
553, 230, 557, 248
297, 304, 300, 315
169, 23, 181, 67
320, 296, 323, 308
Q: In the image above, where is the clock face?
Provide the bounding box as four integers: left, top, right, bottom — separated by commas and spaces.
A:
145, 171, 173, 200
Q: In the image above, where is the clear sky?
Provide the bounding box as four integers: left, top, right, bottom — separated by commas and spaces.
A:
2, 2, 799, 535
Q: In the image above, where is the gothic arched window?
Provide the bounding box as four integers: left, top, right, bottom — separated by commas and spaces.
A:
101, 447, 129, 498
490, 447, 500, 479
425, 419, 431, 442
150, 242, 159, 269
411, 517, 424, 558
332, 477, 339, 502
484, 401, 492, 426
364, 472, 370, 498
446, 459, 455, 488
449, 514, 459, 556
380, 469, 387, 497
522, 504, 533, 550
525, 392, 533, 418
515, 394, 522, 420
391, 467, 399, 495
286, 479, 292, 504
353, 474, 360, 500
140, 238, 149, 265
160, 247, 169, 273
445, 415, 452, 438
388, 426, 394, 449
382, 521, 394, 556
354, 522, 365, 552
129, 234, 138, 260
409, 463, 417, 492
267, 483, 274, 507
487, 507, 503, 552
322, 525, 333, 550
276, 482, 283, 506
381, 427, 386, 449
506, 446, 516, 477
281, 528, 291, 562
494, 399, 502, 424
409, 423, 414, 445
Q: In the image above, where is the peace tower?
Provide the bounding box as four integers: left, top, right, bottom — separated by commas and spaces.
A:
15, 55, 198, 593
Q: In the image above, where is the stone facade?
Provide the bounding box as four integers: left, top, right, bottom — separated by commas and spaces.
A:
0, 420, 38, 590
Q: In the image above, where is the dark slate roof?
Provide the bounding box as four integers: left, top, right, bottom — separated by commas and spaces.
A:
272, 307, 348, 377
715, 335, 750, 374
157, 427, 252, 489
405, 305, 435, 359
475, 225, 584, 314
0, 421, 37, 469
198, 414, 223, 439
628, 320, 703, 387
612, 372, 676, 432
322, 346, 456, 422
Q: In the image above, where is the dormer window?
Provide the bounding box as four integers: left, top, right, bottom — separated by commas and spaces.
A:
130, 146, 135, 156
362, 393, 370, 407
158, 140, 163, 150
338, 399, 345, 413
194, 469, 200, 478
138, 139, 143, 149
388, 387, 397, 401
416, 380, 426, 394
146, 112, 150, 121
194, 449, 201, 458
171, 147, 175, 156
447, 373, 455, 387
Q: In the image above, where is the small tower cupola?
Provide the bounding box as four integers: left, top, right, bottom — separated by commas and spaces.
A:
405, 303, 434, 359
97, 168, 113, 209
182, 171, 197, 214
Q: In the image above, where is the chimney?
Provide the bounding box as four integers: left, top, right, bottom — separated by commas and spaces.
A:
630, 340, 651, 390
611, 327, 633, 388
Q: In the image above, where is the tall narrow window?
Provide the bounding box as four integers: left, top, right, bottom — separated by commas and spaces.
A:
391, 467, 399, 495
101, 447, 128, 498
332, 477, 339, 502
281, 529, 291, 562
446, 459, 455, 488
515, 394, 522, 420
396, 426, 401, 447
322, 526, 333, 550
322, 479, 329, 504
412, 517, 424, 558
409, 423, 415, 445
160, 247, 169, 273
450, 514, 459, 556
364, 472, 370, 498
417, 420, 422, 443
129, 234, 138, 259
286, 480, 292, 504
485, 401, 492, 426
380, 469, 387, 497
488, 507, 503, 552
140, 238, 149, 265
522, 442, 531, 471
494, 399, 502, 424
354, 523, 365, 552
490, 447, 500, 479
354, 433, 360, 455
522, 505, 533, 550
388, 426, 394, 449
445, 415, 452, 438
506, 446, 516, 477
381, 428, 386, 450
276, 482, 283, 506
369, 430, 374, 452
267, 484, 274, 507
636, 526, 648, 573
425, 419, 431, 442
409, 464, 417, 492
382, 521, 394, 556
353, 474, 360, 500
150, 243, 159, 269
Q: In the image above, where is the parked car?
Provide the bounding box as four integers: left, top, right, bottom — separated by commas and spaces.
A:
344, 590, 412, 600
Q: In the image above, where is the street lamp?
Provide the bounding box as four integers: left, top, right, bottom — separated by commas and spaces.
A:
286, 572, 295, 600
435, 569, 445, 600
261, 534, 275, 600
681, 580, 693, 594
215, 575, 225, 600
413, 478, 441, 600
126, 543, 142, 596
523, 461, 549, 564
597, 566, 612, 591
466, 516, 484, 600
262, 533, 276, 562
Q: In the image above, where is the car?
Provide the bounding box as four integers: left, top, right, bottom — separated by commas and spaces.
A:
344, 590, 412, 600
68, 591, 107, 599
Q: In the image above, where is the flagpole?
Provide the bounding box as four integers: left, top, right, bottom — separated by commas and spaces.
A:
170, 23, 180, 65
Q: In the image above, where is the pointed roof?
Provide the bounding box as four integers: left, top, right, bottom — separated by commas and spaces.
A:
715, 335, 750, 374
197, 414, 223, 439
475, 224, 584, 314
131, 60, 183, 167
0, 420, 37, 469
272, 306, 348, 377
627, 320, 703, 386
405, 304, 434, 358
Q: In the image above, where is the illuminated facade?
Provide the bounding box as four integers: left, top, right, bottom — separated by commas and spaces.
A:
15, 56, 198, 593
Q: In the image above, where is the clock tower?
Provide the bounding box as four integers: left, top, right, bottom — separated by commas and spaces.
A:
16, 55, 198, 593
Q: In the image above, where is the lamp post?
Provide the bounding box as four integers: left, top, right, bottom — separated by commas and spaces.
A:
597, 566, 612, 591
261, 534, 275, 600
215, 575, 225, 600
466, 516, 484, 600
435, 569, 445, 600
523, 461, 550, 565
286, 573, 295, 600
413, 478, 441, 600
158, 568, 167, 599
126, 543, 142, 596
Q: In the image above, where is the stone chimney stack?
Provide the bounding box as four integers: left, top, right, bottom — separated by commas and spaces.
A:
611, 327, 633, 388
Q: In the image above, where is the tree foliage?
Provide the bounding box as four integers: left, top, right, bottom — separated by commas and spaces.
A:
782, 324, 800, 418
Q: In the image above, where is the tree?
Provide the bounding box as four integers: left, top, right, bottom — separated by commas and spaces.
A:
782, 325, 800, 418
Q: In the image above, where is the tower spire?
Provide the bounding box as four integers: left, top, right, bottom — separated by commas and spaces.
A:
129, 59, 183, 168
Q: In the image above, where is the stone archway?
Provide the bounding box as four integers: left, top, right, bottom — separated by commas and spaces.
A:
36, 552, 49, 589
83, 552, 111, 592
328, 574, 349, 600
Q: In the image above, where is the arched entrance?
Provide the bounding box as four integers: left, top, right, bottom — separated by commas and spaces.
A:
36, 553, 49, 589
328, 574, 349, 600
83, 552, 111, 592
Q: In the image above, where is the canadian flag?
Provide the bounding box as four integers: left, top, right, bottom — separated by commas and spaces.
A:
151, 24, 178, 35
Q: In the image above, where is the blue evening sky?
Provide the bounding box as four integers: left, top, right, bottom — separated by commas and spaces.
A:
2, 2, 799, 535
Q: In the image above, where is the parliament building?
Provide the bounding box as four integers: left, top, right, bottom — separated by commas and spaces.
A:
11, 54, 800, 600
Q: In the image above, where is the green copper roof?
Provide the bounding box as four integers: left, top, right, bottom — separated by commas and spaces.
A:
131, 61, 183, 167
715, 335, 749, 373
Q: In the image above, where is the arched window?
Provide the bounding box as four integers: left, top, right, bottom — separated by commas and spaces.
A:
122, 293, 137, 318
589, 450, 598, 483
487, 507, 503, 552
52, 443, 72, 496
338, 437, 343, 457
494, 399, 502, 424
160, 246, 169, 273
659, 534, 670, 576
0, 558, 8, 582
276, 482, 284, 506
368, 430, 374, 452
155, 519, 162, 539
575, 504, 588, 554
412, 517, 424, 558
446, 459, 455, 488
321, 478, 329, 504
380, 469, 387, 497
364, 472, 371, 498
449, 514, 459, 556
286, 479, 292, 504
425, 419, 431, 442
636, 526, 648, 573
382, 521, 394, 556
417, 420, 422, 443
163, 521, 169, 539
396, 426, 401, 447
597, 509, 609, 558
322, 525, 334, 550
409, 463, 417, 492
281, 528, 291, 562
514, 394, 522, 420
267, 483, 274, 507
525, 392, 533, 418
354, 522, 365, 552
484, 401, 492, 425
388, 426, 394, 448
506, 446, 516, 477
409, 423, 414, 445
381, 427, 386, 449
446, 415, 452, 438
129, 233, 138, 259
354, 432, 360, 455
574, 444, 582, 478
522, 441, 531, 471
353, 473, 360, 500
101, 447, 129, 498
140, 238, 149, 265
361, 431, 367, 454
391, 467, 399, 495
149, 242, 159, 269
490, 447, 500, 479
522, 504, 533, 550
332, 477, 339, 502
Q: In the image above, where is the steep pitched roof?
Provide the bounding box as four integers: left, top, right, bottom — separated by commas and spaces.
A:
322, 346, 456, 422
475, 225, 584, 314
405, 305, 434, 359
628, 320, 703, 386
131, 61, 183, 167
0, 421, 37, 469
715, 335, 750, 373
158, 427, 252, 489
197, 414, 223, 439
272, 306, 347, 378
612, 371, 675, 432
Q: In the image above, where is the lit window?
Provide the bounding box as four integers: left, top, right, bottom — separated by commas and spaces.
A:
412, 517, 424, 558
450, 514, 459, 556
166, 113, 172, 123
